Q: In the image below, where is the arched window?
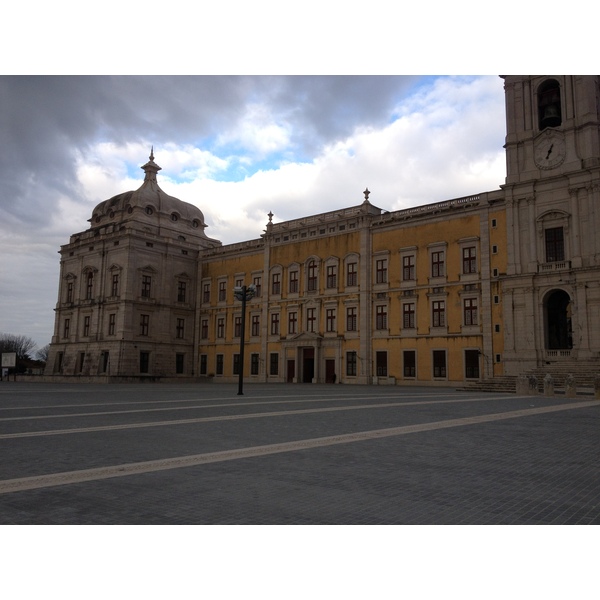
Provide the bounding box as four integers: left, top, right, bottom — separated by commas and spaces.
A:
538, 79, 562, 130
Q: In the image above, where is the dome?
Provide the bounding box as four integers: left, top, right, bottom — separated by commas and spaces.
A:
90, 149, 208, 233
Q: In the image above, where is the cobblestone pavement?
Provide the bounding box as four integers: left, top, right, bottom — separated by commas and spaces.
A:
0, 382, 598, 524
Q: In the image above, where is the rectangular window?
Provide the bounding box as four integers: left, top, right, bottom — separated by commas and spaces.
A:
346, 351, 357, 376
376, 259, 387, 284
141, 275, 151, 298
177, 281, 187, 303
140, 351, 150, 374
326, 308, 336, 332
83, 315, 90, 337
66, 281, 74, 303
176, 353, 184, 374
253, 276, 262, 297
403, 351, 416, 377
289, 271, 299, 293
433, 350, 446, 378
376, 351, 387, 377
203, 283, 210, 303
403, 303, 415, 329
307, 308, 316, 332
272, 273, 281, 295
545, 227, 565, 262
376, 305, 387, 330
326, 265, 337, 289
463, 247, 477, 274
216, 354, 224, 375
201, 319, 209, 339
234, 316, 242, 338
112, 274, 119, 297
100, 351, 109, 374
233, 353, 240, 375
402, 255, 415, 281
176, 318, 185, 339
431, 251, 445, 277
251, 353, 259, 375
86, 272, 94, 300
347, 262, 358, 287
307, 262, 318, 291
432, 301, 445, 327
200, 354, 207, 375
140, 314, 150, 336
464, 298, 478, 326
217, 317, 225, 338
78, 352, 86, 373
270, 353, 279, 376
270, 313, 280, 335
251, 315, 260, 337
218, 281, 227, 302
288, 311, 297, 335
346, 307, 357, 332
108, 313, 116, 336
63, 318, 70, 339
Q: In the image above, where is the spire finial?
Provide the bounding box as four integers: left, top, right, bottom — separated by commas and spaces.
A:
363, 188, 370, 202
150, 146, 155, 161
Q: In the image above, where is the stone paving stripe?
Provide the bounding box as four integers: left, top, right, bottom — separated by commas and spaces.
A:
0, 399, 597, 495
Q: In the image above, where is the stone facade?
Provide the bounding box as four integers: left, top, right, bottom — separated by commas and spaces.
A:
45, 76, 600, 384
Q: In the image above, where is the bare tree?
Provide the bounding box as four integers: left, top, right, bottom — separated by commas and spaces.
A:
36, 344, 50, 363
0, 333, 37, 360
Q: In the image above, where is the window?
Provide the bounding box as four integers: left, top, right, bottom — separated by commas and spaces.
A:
176, 353, 184, 374
545, 227, 565, 262
140, 351, 150, 374
78, 352, 86, 373
202, 283, 210, 303
403, 351, 416, 377
326, 308, 336, 332
403, 303, 415, 329
108, 313, 116, 336
289, 271, 299, 293
464, 298, 478, 326
432, 301, 445, 328
177, 281, 187, 303
251, 315, 260, 337
218, 281, 227, 302
217, 317, 225, 338
234, 316, 242, 338
272, 273, 281, 295
176, 318, 185, 339
233, 354, 240, 375
307, 308, 316, 332
201, 319, 209, 339
346, 351, 357, 376
462, 247, 477, 274
288, 311, 297, 335
376, 351, 387, 377
346, 307, 357, 331
347, 262, 358, 287
270, 353, 279, 376
376, 305, 387, 330
270, 313, 280, 335
63, 318, 70, 339
141, 275, 151, 298
251, 353, 259, 375
112, 274, 119, 297
326, 265, 337, 289
140, 314, 150, 336
253, 276, 262, 297
100, 351, 109, 374
86, 272, 94, 300
200, 355, 207, 375
431, 251, 445, 278
66, 281, 74, 303
433, 350, 446, 378
83, 316, 90, 337
216, 354, 224, 375
307, 261, 318, 291
403, 255, 415, 281
376, 259, 387, 284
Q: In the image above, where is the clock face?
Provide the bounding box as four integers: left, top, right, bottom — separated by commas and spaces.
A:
534, 130, 566, 170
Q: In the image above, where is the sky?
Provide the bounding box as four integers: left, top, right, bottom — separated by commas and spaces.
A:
0, 75, 508, 350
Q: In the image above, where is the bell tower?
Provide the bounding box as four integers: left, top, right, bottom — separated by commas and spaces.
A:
500, 75, 600, 375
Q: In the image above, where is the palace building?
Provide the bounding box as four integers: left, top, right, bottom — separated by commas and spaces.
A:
45, 76, 600, 386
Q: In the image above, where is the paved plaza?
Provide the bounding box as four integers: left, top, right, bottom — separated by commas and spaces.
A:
0, 381, 598, 524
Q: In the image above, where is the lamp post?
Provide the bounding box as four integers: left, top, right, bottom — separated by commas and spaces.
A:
233, 284, 256, 395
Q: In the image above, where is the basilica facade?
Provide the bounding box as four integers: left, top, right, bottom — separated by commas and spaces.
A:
45, 76, 600, 385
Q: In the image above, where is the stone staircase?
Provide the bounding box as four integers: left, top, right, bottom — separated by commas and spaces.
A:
460, 360, 600, 395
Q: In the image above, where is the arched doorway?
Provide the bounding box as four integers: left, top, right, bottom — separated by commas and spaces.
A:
545, 290, 572, 349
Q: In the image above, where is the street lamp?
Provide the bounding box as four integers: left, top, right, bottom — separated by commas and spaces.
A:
233, 284, 256, 395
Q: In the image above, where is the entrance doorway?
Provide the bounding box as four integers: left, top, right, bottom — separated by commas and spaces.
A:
465, 350, 480, 379
325, 359, 336, 383
302, 347, 314, 383
545, 290, 573, 349
287, 360, 295, 383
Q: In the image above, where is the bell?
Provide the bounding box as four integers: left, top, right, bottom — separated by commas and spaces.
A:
541, 104, 561, 128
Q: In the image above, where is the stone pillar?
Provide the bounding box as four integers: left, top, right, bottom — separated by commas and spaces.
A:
565, 374, 576, 398
543, 373, 554, 396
